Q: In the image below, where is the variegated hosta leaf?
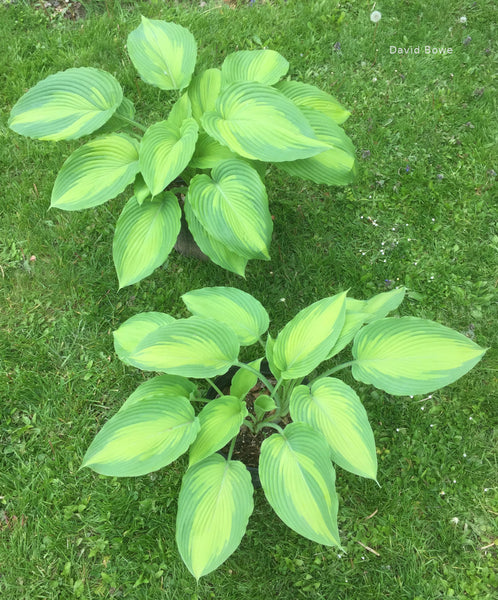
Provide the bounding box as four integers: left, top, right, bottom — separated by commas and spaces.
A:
133, 173, 152, 206
96, 97, 136, 134
362, 286, 406, 323
275, 80, 351, 124
176, 454, 254, 579
114, 312, 176, 365
352, 317, 487, 396
272, 292, 347, 379
182, 287, 269, 346
202, 81, 330, 162
188, 68, 222, 124
125, 316, 240, 378
168, 93, 193, 129
120, 374, 198, 412
139, 117, 198, 195
277, 108, 356, 186
189, 395, 247, 466
327, 289, 407, 359
81, 397, 200, 476
326, 307, 369, 359
290, 378, 377, 480
265, 334, 281, 379
188, 159, 272, 260
230, 358, 264, 399
221, 49, 289, 86
127, 16, 197, 91
8, 67, 123, 141
190, 132, 237, 169
113, 191, 181, 288
183, 200, 248, 276
259, 422, 341, 547
51, 133, 139, 211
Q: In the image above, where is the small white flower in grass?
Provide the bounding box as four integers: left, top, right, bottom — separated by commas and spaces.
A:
459, 16, 467, 24
370, 10, 382, 23
451, 517, 459, 525
463, 453, 467, 458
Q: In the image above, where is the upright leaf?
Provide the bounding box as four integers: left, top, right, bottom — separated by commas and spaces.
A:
362, 287, 406, 323
184, 200, 248, 276
82, 397, 199, 476
352, 317, 486, 395
230, 358, 264, 399
259, 422, 341, 547
176, 455, 254, 579
120, 374, 198, 411
127, 16, 197, 90
277, 108, 356, 186
182, 287, 269, 346
51, 133, 140, 211
189, 395, 247, 465
188, 68, 222, 123
290, 378, 377, 480
113, 192, 181, 288
273, 292, 347, 379
114, 312, 176, 365
275, 80, 350, 124
125, 316, 240, 378
9, 67, 123, 140
139, 117, 198, 195
221, 50, 289, 86
190, 132, 237, 169
202, 81, 330, 162
187, 159, 272, 260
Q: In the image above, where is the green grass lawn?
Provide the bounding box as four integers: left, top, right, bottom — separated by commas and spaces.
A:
0, 1, 496, 598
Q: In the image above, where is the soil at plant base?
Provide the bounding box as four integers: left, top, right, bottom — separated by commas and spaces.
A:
219, 377, 290, 469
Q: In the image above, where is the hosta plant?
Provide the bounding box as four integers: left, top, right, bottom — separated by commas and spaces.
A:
82, 286, 486, 579
8, 16, 356, 287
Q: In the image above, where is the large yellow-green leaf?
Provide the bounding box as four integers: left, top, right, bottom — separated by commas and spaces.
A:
139, 117, 198, 195
127, 16, 197, 91
273, 292, 347, 379
189, 395, 247, 466
277, 108, 356, 186
81, 397, 199, 476
51, 133, 139, 211
114, 312, 176, 365
183, 200, 248, 276
187, 159, 272, 260
176, 454, 254, 579
362, 287, 406, 323
259, 422, 341, 547
125, 316, 240, 378
221, 50, 289, 86
275, 80, 350, 124
190, 132, 237, 169
182, 287, 269, 346
202, 81, 330, 162
113, 192, 181, 288
290, 379, 377, 480
327, 289, 407, 359
230, 358, 264, 399
188, 68, 222, 124
352, 317, 487, 396
120, 374, 198, 411
9, 67, 122, 141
